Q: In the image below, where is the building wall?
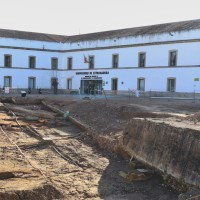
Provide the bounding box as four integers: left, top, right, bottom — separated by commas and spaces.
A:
63, 67, 200, 93
63, 42, 200, 69
0, 29, 200, 93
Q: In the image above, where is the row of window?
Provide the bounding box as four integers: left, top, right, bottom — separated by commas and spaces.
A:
111, 78, 176, 92
3, 76, 66, 90
4, 55, 61, 69
81, 51, 177, 69
3, 76, 36, 88
2, 76, 176, 92
110, 51, 177, 68
2, 50, 177, 69
137, 78, 176, 92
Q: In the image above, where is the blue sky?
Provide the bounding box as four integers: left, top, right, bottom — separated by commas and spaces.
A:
0, 0, 199, 35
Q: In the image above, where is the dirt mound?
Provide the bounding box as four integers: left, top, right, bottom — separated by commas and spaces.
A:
186, 112, 200, 122
44, 99, 172, 136
13, 97, 43, 105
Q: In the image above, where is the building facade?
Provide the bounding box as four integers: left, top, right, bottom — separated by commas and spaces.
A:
1, 19, 200, 94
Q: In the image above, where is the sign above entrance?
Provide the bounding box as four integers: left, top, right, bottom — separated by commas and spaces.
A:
76, 71, 109, 75
81, 76, 102, 80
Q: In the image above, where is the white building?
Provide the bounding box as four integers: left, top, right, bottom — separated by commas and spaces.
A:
1, 19, 200, 94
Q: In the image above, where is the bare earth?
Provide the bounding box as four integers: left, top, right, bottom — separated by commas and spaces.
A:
1, 94, 200, 200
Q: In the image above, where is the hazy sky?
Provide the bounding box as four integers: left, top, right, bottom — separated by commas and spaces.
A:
0, 0, 199, 35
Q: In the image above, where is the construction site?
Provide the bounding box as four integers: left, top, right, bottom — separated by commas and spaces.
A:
0, 93, 200, 200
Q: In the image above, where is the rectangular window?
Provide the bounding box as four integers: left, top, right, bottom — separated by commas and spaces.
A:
28, 77, 36, 89
111, 78, 118, 90
169, 51, 177, 66
67, 78, 72, 89
67, 57, 73, 70
51, 58, 58, 70
29, 56, 36, 69
89, 56, 94, 69
4, 55, 12, 68
4, 76, 12, 87
137, 78, 145, 91
167, 78, 176, 92
138, 52, 146, 67
112, 54, 119, 68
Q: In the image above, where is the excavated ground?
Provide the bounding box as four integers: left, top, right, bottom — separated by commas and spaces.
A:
1, 95, 200, 200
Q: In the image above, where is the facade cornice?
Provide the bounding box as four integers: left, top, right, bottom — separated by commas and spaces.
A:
0, 39, 200, 53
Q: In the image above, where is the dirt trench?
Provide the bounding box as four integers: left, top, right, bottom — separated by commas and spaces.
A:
121, 118, 200, 189
1, 96, 196, 199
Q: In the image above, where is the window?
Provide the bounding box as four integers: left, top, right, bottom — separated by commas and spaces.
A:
29, 56, 36, 68
51, 58, 58, 70
4, 76, 12, 87
28, 77, 36, 89
112, 54, 119, 68
67, 57, 73, 70
89, 56, 95, 69
169, 51, 177, 66
67, 78, 72, 89
167, 78, 176, 92
111, 78, 118, 90
4, 55, 12, 68
138, 52, 146, 67
137, 78, 145, 91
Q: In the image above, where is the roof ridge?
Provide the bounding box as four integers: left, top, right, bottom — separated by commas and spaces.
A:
67, 18, 200, 43
0, 28, 68, 43
68, 18, 200, 38
0, 19, 200, 43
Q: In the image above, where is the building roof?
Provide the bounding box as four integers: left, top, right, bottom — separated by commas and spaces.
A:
0, 28, 68, 43
68, 19, 200, 43
0, 19, 200, 43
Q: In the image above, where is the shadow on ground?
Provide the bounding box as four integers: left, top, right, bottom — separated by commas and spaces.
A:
97, 151, 179, 200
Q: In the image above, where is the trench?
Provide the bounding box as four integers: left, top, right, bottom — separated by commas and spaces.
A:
0, 172, 15, 180
1, 96, 198, 199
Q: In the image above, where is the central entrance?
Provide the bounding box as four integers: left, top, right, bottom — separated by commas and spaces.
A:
80, 79, 102, 94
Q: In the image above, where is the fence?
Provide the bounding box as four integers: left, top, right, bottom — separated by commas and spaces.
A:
1, 87, 200, 100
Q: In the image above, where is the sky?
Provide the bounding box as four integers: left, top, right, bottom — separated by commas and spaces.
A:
0, 0, 200, 36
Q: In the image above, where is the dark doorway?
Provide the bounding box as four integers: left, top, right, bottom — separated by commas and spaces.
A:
51, 78, 58, 94
80, 80, 102, 94
111, 78, 118, 90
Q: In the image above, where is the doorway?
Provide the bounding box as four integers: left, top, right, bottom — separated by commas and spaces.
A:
51, 77, 58, 94
111, 78, 118, 90
28, 77, 36, 89
167, 78, 176, 92
4, 76, 12, 87
137, 78, 145, 91
80, 80, 102, 94
67, 78, 72, 90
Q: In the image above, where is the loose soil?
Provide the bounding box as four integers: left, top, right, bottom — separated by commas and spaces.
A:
1, 95, 200, 199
